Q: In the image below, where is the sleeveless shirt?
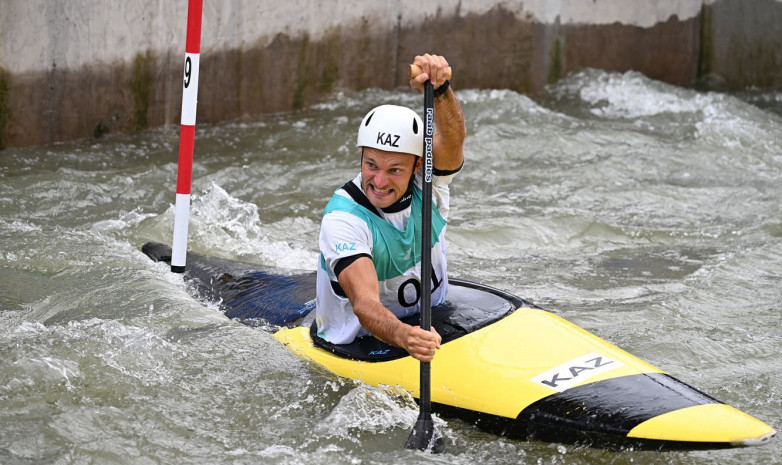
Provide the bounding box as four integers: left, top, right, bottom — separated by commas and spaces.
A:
315, 170, 456, 344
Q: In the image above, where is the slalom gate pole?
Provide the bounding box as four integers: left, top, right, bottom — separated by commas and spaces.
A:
171, 0, 203, 273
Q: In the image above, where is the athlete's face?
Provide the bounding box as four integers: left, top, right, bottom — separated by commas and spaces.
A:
360, 147, 422, 209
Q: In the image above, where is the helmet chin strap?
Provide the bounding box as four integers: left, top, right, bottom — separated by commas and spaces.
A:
405, 156, 422, 193
382, 168, 416, 213
379, 179, 414, 214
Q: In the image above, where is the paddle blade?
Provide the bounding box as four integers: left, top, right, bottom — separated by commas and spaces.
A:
405, 412, 444, 453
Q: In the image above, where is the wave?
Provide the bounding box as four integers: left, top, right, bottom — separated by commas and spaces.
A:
550, 69, 782, 153
138, 182, 318, 270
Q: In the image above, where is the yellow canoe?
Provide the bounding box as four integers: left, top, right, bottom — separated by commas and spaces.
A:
142, 242, 776, 449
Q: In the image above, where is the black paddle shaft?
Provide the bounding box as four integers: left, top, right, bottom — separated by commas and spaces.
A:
406, 80, 442, 453
419, 79, 434, 374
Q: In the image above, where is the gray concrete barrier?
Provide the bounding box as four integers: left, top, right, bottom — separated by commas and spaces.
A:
1, 0, 780, 149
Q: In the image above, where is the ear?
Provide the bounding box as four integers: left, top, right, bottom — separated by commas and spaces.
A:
414, 157, 423, 173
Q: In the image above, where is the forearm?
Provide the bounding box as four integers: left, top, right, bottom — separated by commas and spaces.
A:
351, 296, 408, 347
433, 87, 466, 171
351, 297, 440, 362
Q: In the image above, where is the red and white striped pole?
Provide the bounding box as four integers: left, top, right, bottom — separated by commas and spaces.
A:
171, 0, 203, 273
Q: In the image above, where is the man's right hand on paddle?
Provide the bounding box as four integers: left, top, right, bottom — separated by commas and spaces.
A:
401, 325, 442, 362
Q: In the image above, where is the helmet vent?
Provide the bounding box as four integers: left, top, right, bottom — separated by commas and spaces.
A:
365, 111, 375, 126
412, 118, 419, 134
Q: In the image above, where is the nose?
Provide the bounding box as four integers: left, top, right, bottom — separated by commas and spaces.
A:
373, 171, 388, 188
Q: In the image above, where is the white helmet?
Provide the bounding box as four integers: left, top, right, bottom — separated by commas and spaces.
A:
357, 105, 423, 157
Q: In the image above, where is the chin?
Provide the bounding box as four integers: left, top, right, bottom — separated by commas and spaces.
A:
369, 197, 394, 209
366, 188, 397, 209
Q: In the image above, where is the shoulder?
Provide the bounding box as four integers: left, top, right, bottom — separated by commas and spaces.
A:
322, 210, 369, 236
320, 210, 373, 272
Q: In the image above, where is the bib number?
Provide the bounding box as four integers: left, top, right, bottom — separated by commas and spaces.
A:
396, 266, 442, 307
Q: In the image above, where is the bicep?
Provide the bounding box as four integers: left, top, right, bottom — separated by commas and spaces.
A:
337, 256, 379, 308
338, 256, 378, 299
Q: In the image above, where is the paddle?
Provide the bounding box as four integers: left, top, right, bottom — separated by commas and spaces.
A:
405, 67, 443, 453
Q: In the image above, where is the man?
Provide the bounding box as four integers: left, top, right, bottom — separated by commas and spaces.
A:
315, 54, 465, 362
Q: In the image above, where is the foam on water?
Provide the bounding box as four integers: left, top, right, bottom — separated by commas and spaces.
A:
560, 70, 712, 118
189, 182, 318, 269
554, 69, 782, 155
137, 181, 318, 270
314, 384, 424, 437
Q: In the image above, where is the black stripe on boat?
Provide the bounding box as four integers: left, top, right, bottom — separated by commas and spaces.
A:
517, 372, 722, 435
142, 242, 316, 326
433, 373, 727, 450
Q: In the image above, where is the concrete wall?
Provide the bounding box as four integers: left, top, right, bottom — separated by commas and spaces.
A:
0, 0, 780, 149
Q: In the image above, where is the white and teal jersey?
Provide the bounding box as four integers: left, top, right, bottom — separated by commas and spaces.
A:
316, 172, 456, 344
